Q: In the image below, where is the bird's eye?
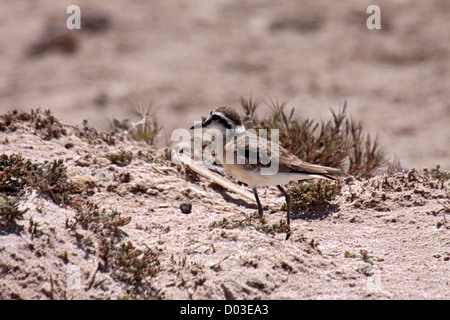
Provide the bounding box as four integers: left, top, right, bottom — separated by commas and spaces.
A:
211, 114, 220, 121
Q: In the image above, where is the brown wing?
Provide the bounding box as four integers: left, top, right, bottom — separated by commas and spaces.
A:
277, 146, 344, 179
226, 131, 344, 179
224, 132, 271, 171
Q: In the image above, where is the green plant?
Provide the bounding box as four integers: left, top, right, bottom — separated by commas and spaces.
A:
209, 217, 252, 230
423, 165, 450, 183
0, 153, 70, 229
0, 154, 69, 205
346, 119, 386, 178
0, 194, 28, 228
0, 109, 67, 140
209, 217, 290, 236
114, 241, 160, 283
0, 154, 38, 194
254, 219, 290, 236
33, 159, 70, 204
104, 150, 133, 166
70, 200, 131, 235
287, 181, 341, 213
138, 149, 163, 164
130, 105, 162, 145
239, 97, 388, 178
240, 95, 262, 128
344, 249, 378, 263
107, 104, 162, 146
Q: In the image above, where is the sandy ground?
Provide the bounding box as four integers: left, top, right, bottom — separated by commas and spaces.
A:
0, 0, 449, 170
0, 0, 449, 300
0, 111, 448, 300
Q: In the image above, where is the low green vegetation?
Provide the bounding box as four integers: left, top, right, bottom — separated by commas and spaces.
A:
114, 241, 160, 283
136, 148, 170, 164
68, 200, 131, 235
0, 108, 67, 140
422, 165, 450, 184
209, 217, 290, 236
104, 150, 134, 166
0, 194, 28, 229
0, 153, 69, 229
287, 181, 341, 213
107, 104, 162, 146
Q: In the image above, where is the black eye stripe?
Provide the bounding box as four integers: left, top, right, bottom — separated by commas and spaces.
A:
206, 114, 232, 129
219, 118, 232, 129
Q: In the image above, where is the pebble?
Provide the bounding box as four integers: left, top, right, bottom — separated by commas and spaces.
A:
180, 202, 192, 214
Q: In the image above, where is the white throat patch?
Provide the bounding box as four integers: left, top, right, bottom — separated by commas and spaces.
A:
234, 125, 246, 135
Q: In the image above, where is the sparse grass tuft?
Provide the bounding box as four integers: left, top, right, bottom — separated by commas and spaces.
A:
240, 95, 262, 128
344, 249, 380, 263
107, 104, 162, 146
130, 105, 162, 145
239, 97, 388, 178
104, 150, 133, 167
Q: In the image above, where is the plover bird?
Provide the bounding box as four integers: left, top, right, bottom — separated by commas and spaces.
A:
191, 106, 343, 225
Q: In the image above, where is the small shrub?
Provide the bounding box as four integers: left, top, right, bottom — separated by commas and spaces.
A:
0, 153, 71, 230
137, 149, 163, 164
107, 104, 162, 146
0, 194, 28, 229
0, 109, 66, 140
239, 97, 388, 178
254, 220, 290, 236
423, 165, 450, 183
104, 150, 133, 166
70, 200, 131, 236
0, 154, 38, 194
33, 159, 70, 204
0, 154, 69, 205
287, 181, 341, 213
209, 217, 252, 230
209, 217, 290, 236
114, 241, 160, 283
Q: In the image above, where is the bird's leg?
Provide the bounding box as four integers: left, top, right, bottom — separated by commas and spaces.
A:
252, 188, 264, 218
277, 185, 291, 225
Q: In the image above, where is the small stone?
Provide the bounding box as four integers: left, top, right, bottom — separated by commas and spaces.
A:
180, 202, 192, 214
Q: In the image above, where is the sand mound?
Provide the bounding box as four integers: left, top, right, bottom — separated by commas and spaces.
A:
0, 110, 448, 299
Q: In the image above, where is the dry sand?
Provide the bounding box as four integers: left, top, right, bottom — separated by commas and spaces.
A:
0, 111, 448, 299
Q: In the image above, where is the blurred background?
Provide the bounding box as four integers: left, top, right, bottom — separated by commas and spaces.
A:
0, 0, 449, 169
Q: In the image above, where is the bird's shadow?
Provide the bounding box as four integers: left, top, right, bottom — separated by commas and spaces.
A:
0, 223, 24, 236
209, 182, 339, 221
209, 183, 261, 211
290, 203, 340, 221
